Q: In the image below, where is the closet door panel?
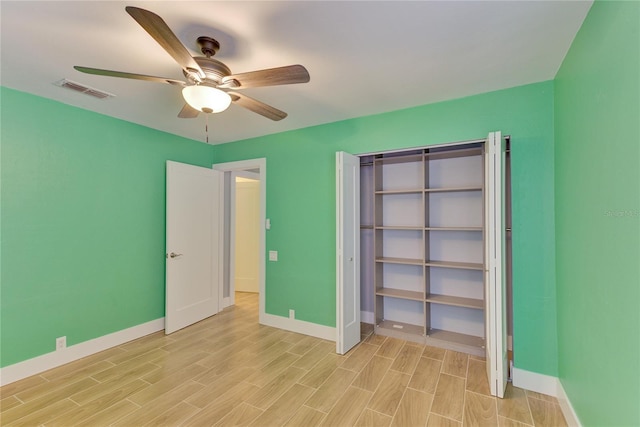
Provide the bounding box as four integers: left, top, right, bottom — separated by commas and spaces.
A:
484, 131, 508, 397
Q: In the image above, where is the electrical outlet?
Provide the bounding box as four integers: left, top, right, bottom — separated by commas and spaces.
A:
289, 309, 295, 319
56, 336, 66, 351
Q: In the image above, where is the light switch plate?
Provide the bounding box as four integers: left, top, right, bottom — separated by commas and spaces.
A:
269, 250, 278, 261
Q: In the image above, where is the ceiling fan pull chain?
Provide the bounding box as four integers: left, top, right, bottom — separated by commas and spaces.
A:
205, 113, 209, 144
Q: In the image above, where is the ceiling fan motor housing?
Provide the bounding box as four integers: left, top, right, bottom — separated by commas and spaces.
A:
184, 57, 232, 86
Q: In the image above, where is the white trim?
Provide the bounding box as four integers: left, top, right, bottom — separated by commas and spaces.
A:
557, 379, 582, 427
497, 367, 583, 426
261, 313, 335, 341
0, 318, 164, 386
222, 296, 232, 309
361, 310, 374, 324
512, 366, 558, 397
229, 171, 238, 306
357, 137, 488, 157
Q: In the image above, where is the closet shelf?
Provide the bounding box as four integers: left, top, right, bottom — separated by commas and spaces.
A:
426, 294, 483, 309
375, 189, 424, 195
375, 257, 424, 266
425, 186, 482, 193
376, 320, 424, 337
365, 140, 493, 357
374, 154, 423, 165
376, 288, 423, 301
425, 260, 484, 270
426, 328, 485, 349
424, 147, 483, 161
425, 226, 482, 231
375, 225, 424, 230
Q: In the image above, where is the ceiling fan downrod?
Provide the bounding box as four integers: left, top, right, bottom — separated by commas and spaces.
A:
197, 36, 220, 58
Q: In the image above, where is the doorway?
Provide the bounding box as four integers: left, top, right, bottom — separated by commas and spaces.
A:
233, 173, 260, 294
213, 159, 267, 323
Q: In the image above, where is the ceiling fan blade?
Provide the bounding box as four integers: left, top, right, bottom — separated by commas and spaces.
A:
74, 66, 186, 86
228, 91, 287, 121
178, 103, 200, 118
221, 65, 310, 89
125, 6, 205, 80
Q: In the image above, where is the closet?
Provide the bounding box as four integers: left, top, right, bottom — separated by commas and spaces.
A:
358, 134, 508, 359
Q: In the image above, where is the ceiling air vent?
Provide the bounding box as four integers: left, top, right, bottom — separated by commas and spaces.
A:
54, 79, 115, 100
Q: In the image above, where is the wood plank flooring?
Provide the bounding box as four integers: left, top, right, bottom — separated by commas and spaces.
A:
0, 293, 567, 426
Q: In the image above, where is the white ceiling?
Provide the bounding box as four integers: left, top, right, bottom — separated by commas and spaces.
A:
1, 1, 592, 145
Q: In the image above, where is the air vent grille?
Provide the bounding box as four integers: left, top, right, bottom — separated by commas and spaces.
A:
54, 79, 115, 99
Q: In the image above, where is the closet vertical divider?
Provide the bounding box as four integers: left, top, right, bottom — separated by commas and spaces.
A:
423, 151, 430, 338
373, 159, 383, 329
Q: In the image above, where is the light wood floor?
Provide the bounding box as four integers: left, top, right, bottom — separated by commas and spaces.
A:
1, 292, 567, 427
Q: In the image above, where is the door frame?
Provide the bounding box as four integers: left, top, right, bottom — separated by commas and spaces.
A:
213, 158, 266, 323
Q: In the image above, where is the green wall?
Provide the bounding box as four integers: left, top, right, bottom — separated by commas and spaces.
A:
0, 88, 214, 367
1, 82, 559, 378
213, 81, 559, 376
554, 1, 640, 425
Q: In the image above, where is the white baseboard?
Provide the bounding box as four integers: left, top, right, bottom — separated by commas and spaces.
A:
512, 367, 581, 427
361, 310, 374, 324
557, 379, 582, 427
0, 318, 164, 387
512, 366, 558, 397
261, 313, 335, 341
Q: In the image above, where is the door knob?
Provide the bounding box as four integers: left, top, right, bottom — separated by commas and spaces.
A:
169, 252, 183, 258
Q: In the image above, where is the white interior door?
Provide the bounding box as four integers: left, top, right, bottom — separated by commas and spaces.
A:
485, 131, 508, 397
165, 161, 221, 334
336, 151, 361, 354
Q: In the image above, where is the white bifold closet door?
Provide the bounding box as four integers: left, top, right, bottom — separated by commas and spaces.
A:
485, 131, 508, 398
165, 161, 222, 334
336, 152, 361, 354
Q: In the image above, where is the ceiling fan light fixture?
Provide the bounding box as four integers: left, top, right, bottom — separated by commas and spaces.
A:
182, 85, 231, 113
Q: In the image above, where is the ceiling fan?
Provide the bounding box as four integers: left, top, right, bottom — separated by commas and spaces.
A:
74, 6, 310, 121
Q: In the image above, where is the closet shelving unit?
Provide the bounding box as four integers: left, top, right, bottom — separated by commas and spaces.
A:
364, 143, 486, 356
